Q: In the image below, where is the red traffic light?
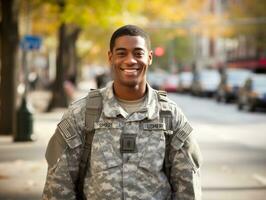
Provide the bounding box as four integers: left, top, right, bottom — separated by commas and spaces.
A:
154, 47, 165, 57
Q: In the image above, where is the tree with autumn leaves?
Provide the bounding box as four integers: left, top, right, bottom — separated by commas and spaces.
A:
1, 0, 264, 136
228, 0, 266, 56
0, 0, 204, 135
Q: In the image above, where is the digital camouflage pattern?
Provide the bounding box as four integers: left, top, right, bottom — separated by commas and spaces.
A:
42, 82, 202, 200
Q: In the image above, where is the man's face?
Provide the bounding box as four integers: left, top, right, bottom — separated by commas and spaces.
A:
108, 35, 153, 88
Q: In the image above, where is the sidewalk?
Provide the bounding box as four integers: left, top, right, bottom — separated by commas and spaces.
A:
0, 111, 64, 199
0, 82, 91, 200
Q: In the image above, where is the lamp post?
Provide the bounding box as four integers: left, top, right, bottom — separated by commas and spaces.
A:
14, 35, 41, 142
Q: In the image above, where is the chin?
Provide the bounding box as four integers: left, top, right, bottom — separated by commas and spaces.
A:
120, 79, 140, 88
124, 81, 139, 87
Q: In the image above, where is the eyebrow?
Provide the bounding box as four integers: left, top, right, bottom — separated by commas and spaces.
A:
114, 48, 126, 52
114, 47, 145, 52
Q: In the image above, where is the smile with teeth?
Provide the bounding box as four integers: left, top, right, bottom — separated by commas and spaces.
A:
121, 68, 139, 76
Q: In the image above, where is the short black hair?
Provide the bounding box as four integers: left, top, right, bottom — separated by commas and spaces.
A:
109, 25, 151, 51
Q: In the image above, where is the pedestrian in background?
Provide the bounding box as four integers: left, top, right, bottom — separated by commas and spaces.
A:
42, 24, 202, 200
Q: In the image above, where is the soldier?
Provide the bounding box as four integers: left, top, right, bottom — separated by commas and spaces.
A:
42, 25, 202, 200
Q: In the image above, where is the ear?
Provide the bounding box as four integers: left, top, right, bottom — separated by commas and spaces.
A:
148, 50, 153, 66
108, 51, 113, 64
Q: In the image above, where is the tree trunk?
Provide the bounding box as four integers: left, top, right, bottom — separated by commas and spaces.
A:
0, 0, 19, 135
47, 23, 68, 111
65, 25, 81, 86
46, 23, 81, 111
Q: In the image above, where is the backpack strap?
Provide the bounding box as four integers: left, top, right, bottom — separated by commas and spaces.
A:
75, 89, 103, 200
156, 90, 173, 180
156, 90, 192, 183
161, 111, 173, 181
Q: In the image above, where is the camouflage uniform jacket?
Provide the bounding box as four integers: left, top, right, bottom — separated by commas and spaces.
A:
42, 82, 202, 200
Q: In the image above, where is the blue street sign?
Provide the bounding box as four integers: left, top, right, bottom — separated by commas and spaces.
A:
20, 35, 42, 50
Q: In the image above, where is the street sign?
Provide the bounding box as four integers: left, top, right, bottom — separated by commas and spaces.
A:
20, 35, 42, 50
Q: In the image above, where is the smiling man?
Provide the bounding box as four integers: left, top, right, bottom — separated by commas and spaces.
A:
42, 25, 202, 200
109, 28, 152, 100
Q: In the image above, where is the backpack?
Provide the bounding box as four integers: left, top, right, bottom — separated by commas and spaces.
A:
75, 89, 173, 200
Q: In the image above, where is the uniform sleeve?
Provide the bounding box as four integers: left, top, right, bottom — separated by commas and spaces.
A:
42, 107, 84, 200
169, 107, 203, 200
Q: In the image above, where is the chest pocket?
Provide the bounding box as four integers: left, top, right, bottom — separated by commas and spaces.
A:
90, 121, 122, 173
138, 123, 166, 173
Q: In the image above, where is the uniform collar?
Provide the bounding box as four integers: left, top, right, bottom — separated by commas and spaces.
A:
102, 81, 159, 121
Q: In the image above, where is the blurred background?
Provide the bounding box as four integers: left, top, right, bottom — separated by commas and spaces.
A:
0, 0, 266, 199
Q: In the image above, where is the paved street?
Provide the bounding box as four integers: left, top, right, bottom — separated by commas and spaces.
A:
0, 90, 266, 200
169, 94, 266, 200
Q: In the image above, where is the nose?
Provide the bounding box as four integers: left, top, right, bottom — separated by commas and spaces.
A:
124, 53, 137, 65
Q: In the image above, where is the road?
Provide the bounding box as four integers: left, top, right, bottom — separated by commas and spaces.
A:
169, 93, 266, 200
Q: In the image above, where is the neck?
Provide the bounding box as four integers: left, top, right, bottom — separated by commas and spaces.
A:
113, 82, 147, 101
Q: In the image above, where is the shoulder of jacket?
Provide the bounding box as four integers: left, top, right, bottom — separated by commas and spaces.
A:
69, 96, 87, 112
155, 90, 178, 111
60, 97, 87, 141
68, 88, 103, 111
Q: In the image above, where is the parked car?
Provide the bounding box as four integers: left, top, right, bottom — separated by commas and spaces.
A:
161, 74, 179, 93
179, 71, 193, 93
237, 74, 266, 112
191, 69, 220, 97
216, 68, 251, 103
147, 72, 167, 90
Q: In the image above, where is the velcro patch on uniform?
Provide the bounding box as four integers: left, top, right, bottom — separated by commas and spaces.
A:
120, 134, 137, 153
143, 123, 166, 130
58, 119, 77, 141
176, 122, 193, 142
95, 122, 112, 129
94, 121, 122, 129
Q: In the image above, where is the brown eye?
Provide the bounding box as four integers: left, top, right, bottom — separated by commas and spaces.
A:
135, 51, 144, 58
116, 51, 126, 57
